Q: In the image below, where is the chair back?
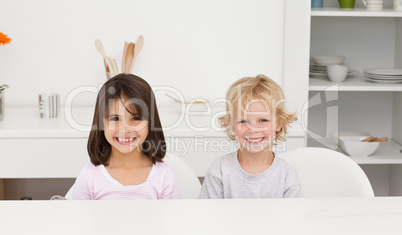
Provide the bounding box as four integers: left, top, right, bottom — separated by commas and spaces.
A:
65, 153, 201, 199
163, 153, 201, 199
280, 147, 374, 197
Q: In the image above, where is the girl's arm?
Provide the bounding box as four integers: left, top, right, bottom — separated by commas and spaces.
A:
161, 166, 180, 199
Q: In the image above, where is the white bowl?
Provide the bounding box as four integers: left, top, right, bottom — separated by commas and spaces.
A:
174, 99, 210, 114
339, 136, 379, 156
327, 64, 348, 82
330, 131, 370, 146
312, 56, 345, 65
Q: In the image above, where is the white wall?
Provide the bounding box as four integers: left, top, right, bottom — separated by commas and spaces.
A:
0, 0, 285, 107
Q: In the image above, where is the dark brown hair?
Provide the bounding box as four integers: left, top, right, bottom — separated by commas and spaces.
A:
87, 74, 166, 165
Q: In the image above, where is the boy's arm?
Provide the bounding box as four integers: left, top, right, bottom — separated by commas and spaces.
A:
283, 167, 303, 198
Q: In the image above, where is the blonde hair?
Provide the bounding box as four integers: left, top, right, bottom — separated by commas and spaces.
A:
219, 74, 297, 142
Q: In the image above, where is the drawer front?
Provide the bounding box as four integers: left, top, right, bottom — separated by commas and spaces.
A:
0, 138, 89, 178
0, 137, 304, 178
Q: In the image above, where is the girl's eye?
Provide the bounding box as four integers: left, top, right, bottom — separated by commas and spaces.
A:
239, 120, 247, 124
132, 116, 141, 121
260, 119, 268, 122
109, 116, 119, 121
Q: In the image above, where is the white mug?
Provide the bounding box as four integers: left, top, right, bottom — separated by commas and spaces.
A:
362, 0, 383, 10
395, 0, 402, 10
39, 93, 60, 118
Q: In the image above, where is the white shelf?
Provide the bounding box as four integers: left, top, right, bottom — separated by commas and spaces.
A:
311, 8, 402, 17
308, 138, 402, 164
309, 76, 402, 91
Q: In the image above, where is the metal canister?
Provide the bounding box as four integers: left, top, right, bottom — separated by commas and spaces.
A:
0, 85, 9, 121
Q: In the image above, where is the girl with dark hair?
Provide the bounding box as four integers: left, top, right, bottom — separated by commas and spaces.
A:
73, 74, 179, 200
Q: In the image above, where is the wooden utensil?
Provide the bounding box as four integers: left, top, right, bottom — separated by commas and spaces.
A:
361, 136, 389, 142
122, 41, 129, 73
104, 59, 110, 79
106, 56, 117, 76
95, 39, 111, 79
94, 39, 107, 58
129, 35, 144, 73
112, 58, 119, 75
124, 43, 135, 73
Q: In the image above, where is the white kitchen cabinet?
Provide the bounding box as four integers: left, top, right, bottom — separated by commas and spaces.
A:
307, 7, 402, 196
0, 106, 305, 199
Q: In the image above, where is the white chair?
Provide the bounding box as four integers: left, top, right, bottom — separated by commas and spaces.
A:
280, 147, 374, 197
65, 153, 201, 199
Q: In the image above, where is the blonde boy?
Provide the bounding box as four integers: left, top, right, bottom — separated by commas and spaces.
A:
199, 74, 302, 199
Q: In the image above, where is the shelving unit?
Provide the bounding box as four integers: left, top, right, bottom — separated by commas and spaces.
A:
309, 138, 402, 164
308, 6, 402, 196
309, 76, 402, 91
311, 8, 402, 17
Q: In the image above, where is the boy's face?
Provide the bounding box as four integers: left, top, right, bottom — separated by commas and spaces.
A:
233, 100, 281, 153
103, 99, 149, 155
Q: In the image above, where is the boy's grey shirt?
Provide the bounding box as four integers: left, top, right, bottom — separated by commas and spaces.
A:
199, 151, 302, 199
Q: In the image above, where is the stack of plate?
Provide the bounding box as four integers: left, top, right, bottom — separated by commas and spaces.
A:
363, 68, 402, 83
310, 63, 356, 79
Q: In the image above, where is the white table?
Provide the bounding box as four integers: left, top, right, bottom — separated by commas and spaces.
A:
1, 197, 402, 235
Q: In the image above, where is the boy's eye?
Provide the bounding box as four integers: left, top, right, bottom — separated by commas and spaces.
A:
260, 119, 268, 122
239, 120, 248, 124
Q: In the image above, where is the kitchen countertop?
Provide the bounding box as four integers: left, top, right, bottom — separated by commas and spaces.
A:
0, 106, 305, 138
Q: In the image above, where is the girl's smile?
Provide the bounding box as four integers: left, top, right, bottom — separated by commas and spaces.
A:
104, 99, 149, 155
114, 136, 138, 145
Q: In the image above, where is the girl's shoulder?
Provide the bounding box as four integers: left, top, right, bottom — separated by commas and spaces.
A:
77, 162, 105, 178
152, 161, 175, 176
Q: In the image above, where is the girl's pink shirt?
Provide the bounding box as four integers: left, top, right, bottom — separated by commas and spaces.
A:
73, 161, 180, 200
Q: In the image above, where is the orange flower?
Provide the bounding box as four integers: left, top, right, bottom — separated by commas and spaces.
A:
0, 32, 11, 46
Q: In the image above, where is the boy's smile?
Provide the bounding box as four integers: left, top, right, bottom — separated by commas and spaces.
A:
234, 100, 281, 153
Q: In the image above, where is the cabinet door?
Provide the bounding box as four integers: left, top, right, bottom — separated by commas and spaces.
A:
0, 138, 89, 178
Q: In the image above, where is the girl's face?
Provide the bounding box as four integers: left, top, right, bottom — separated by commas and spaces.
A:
234, 100, 281, 154
103, 99, 149, 155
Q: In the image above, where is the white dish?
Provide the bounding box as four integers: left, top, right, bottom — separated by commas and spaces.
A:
311, 56, 345, 65
364, 73, 402, 80
339, 136, 380, 156
363, 77, 402, 83
309, 69, 357, 79
330, 131, 370, 146
364, 68, 402, 76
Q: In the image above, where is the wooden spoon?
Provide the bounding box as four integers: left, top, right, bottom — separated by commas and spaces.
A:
122, 41, 129, 73
94, 39, 107, 58
129, 35, 144, 73
124, 43, 135, 73
95, 39, 111, 79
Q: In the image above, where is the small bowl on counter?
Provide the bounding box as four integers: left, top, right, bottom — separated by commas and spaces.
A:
339, 136, 380, 156
174, 99, 210, 114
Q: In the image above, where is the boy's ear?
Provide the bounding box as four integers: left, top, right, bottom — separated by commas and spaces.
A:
275, 121, 282, 132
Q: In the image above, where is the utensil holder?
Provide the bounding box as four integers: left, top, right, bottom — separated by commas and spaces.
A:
0, 90, 4, 121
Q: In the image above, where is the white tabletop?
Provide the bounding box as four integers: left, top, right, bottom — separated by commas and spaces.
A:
1, 197, 401, 235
